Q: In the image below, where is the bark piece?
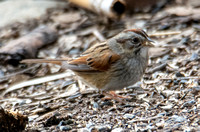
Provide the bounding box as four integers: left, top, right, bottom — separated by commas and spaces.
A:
0, 26, 58, 66
0, 107, 28, 131
69, 0, 126, 18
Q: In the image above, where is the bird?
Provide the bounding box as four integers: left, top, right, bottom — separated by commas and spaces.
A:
21, 29, 154, 99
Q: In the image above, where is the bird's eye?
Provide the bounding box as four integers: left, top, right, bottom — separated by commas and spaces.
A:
131, 37, 140, 44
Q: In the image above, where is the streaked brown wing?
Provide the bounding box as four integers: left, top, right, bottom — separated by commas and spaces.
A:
67, 42, 120, 72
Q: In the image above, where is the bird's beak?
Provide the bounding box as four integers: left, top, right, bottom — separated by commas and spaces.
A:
145, 37, 155, 47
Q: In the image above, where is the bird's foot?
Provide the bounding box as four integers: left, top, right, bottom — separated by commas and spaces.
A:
101, 91, 131, 102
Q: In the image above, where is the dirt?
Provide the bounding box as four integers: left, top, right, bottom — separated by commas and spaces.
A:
0, 0, 199, 131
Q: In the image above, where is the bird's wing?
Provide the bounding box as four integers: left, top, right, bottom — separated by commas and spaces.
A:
67, 42, 120, 72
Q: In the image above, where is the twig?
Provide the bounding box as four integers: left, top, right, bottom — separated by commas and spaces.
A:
128, 115, 162, 123
149, 31, 181, 37
0, 64, 40, 81
150, 49, 171, 59
2, 72, 72, 96
161, 76, 199, 80
180, 90, 190, 100
147, 62, 167, 73
93, 29, 105, 41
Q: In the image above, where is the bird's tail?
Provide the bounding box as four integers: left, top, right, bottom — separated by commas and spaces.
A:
21, 58, 69, 65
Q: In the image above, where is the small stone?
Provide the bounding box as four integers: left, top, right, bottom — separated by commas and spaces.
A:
86, 122, 95, 129
111, 128, 124, 132
147, 123, 155, 129
180, 80, 188, 84
59, 125, 72, 131
172, 115, 187, 122
88, 124, 112, 132
181, 100, 196, 108
97, 125, 112, 132
100, 101, 113, 107
0, 70, 4, 78
157, 112, 166, 117
175, 71, 185, 77
161, 55, 169, 62
159, 24, 170, 30
173, 80, 179, 85
184, 127, 196, 132
108, 107, 116, 112
58, 120, 74, 126
123, 114, 135, 119
160, 104, 173, 110
190, 53, 199, 61
78, 128, 89, 132
92, 102, 99, 109
28, 115, 39, 122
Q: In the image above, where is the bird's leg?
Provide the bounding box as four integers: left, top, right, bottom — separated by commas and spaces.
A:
101, 91, 131, 101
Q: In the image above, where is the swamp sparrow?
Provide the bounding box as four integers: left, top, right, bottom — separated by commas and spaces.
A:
22, 29, 154, 93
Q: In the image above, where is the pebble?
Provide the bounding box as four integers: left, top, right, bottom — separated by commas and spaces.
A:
181, 100, 196, 108
184, 127, 196, 132
172, 115, 187, 122
28, 115, 39, 122
0, 70, 4, 78
180, 80, 188, 84
78, 128, 89, 132
111, 128, 124, 132
58, 120, 73, 126
147, 123, 155, 129
157, 112, 166, 117
59, 125, 72, 131
86, 122, 95, 129
190, 53, 199, 61
173, 80, 179, 85
98, 124, 112, 131
87, 124, 112, 132
175, 71, 185, 77
92, 102, 99, 109
100, 101, 113, 107
161, 55, 169, 62
123, 114, 135, 119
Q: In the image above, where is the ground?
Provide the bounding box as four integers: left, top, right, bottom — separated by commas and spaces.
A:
0, 0, 200, 131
